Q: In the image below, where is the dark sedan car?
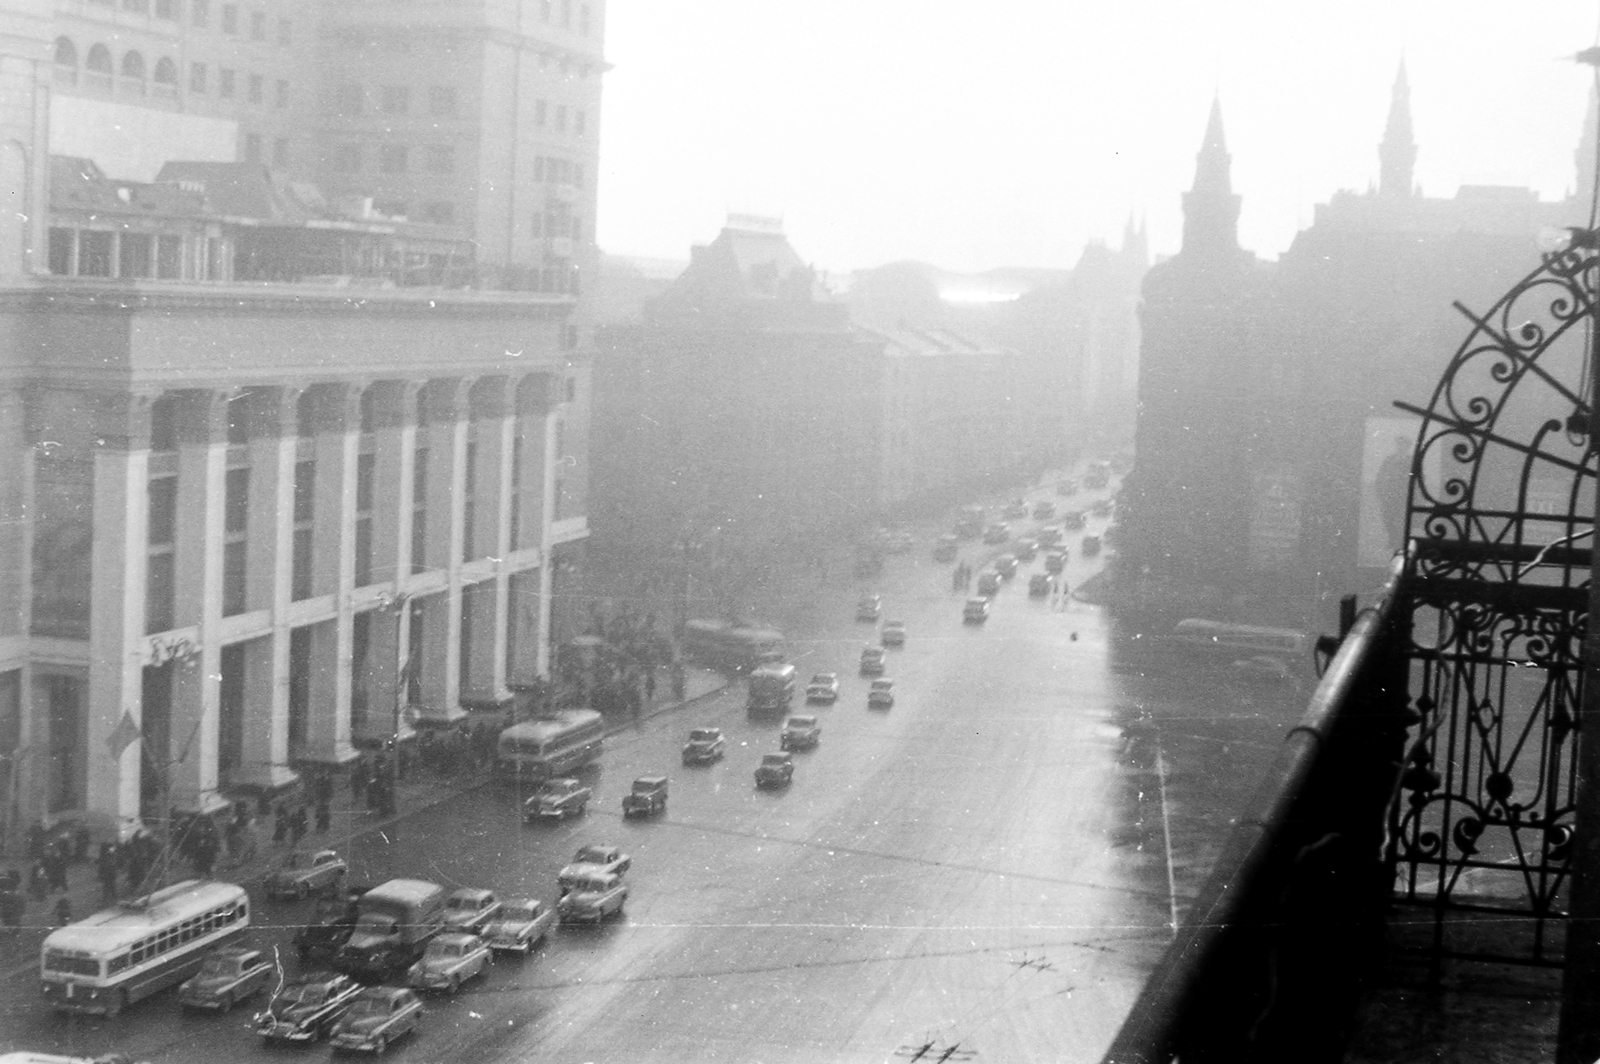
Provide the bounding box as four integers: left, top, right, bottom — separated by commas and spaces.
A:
255, 971, 364, 1044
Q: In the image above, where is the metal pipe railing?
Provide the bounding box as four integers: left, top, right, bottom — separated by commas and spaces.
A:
1102, 557, 1410, 1064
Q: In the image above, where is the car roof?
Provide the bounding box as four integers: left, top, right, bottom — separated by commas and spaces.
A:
785, 715, 816, 725
447, 887, 494, 901
633, 774, 668, 786
431, 931, 481, 946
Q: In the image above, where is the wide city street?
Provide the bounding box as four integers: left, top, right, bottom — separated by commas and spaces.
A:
0, 473, 1308, 1063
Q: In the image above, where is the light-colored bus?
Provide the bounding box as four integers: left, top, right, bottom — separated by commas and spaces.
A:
40, 879, 250, 1017
681, 620, 783, 673
497, 709, 605, 784
1170, 619, 1309, 658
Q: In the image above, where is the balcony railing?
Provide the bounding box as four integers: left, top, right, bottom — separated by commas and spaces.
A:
1101, 556, 1411, 1064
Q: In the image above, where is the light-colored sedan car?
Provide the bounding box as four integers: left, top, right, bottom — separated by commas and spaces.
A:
482, 897, 556, 956
442, 888, 502, 933
327, 985, 424, 1054
264, 849, 348, 900
559, 844, 632, 892
868, 678, 896, 708
557, 873, 628, 924
406, 933, 492, 995
780, 715, 821, 751
178, 946, 273, 1011
881, 620, 906, 646
755, 751, 795, 788
805, 672, 840, 703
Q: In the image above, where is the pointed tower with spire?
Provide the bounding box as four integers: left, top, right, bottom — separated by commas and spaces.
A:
1576, 84, 1597, 214
1379, 61, 1417, 197
1181, 97, 1241, 257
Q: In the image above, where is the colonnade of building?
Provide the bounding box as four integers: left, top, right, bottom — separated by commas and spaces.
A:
14, 370, 579, 837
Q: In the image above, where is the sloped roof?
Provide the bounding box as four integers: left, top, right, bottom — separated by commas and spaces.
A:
153, 160, 324, 224
50, 155, 209, 218
670, 224, 823, 302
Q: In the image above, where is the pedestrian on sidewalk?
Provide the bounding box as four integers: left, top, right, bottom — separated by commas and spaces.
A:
52, 896, 72, 927
97, 845, 119, 906
44, 843, 68, 894
671, 661, 686, 702
0, 881, 22, 933
644, 668, 657, 706
315, 798, 331, 834
290, 805, 308, 848
351, 760, 367, 805
272, 804, 289, 846
28, 858, 49, 901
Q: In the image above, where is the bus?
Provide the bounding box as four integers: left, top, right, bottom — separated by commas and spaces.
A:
496, 709, 605, 784
746, 663, 797, 716
681, 620, 783, 673
40, 879, 250, 1017
1170, 619, 1309, 659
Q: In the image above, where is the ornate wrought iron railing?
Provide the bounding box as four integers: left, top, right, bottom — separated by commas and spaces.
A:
1101, 563, 1412, 1064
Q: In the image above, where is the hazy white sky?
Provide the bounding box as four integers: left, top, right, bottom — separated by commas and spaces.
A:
595, 2, 1599, 274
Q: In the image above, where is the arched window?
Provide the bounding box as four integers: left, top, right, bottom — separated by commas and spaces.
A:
54, 37, 76, 67
152, 56, 177, 94
85, 44, 112, 73
121, 50, 145, 79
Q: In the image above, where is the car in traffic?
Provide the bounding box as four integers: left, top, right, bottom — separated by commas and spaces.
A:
559, 843, 632, 889
780, 715, 821, 751
1044, 550, 1067, 574
524, 778, 591, 821
855, 594, 883, 621
557, 872, 628, 924
442, 888, 502, 934
754, 752, 795, 788
622, 775, 669, 818
867, 678, 896, 708
264, 848, 348, 900
805, 672, 840, 703
993, 554, 1018, 579
1062, 510, 1086, 531
481, 897, 556, 955
1015, 538, 1038, 561
1056, 478, 1078, 496
1003, 499, 1029, 520
1091, 498, 1114, 517
885, 529, 914, 554
254, 970, 364, 1044
932, 534, 959, 562
963, 597, 991, 624
1036, 526, 1063, 547
1082, 535, 1102, 557
1032, 500, 1056, 520
976, 571, 1002, 597
983, 522, 1011, 545
294, 885, 370, 964
681, 727, 727, 765
177, 946, 273, 1012
1029, 573, 1055, 597
860, 645, 886, 675
1084, 466, 1110, 489
327, 985, 424, 1054
407, 933, 492, 995
881, 619, 907, 646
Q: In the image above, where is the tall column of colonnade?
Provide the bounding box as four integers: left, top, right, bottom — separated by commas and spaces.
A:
70, 374, 560, 837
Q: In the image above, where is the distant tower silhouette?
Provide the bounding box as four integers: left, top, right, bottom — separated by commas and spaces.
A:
1378, 61, 1417, 197
1577, 83, 1598, 212
1181, 97, 1241, 256
1121, 213, 1149, 267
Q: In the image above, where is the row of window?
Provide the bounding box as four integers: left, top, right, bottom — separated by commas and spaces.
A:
325, 85, 587, 136
330, 142, 454, 176
95, 0, 293, 45
56, 39, 293, 109
107, 902, 247, 974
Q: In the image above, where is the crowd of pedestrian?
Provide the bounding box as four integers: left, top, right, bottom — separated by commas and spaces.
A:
557, 604, 677, 720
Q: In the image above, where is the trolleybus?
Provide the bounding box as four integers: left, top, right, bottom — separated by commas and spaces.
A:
496, 709, 605, 784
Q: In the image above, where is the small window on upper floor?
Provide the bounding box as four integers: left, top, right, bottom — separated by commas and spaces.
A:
156, 0, 179, 19
122, 0, 149, 13
276, 79, 288, 108
121, 50, 146, 80
333, 83, 362, 116
54, 37, 76, 69
425, 144, 453, 173
221, 4, 237, 34
428, 85, 456, 117
153, 57, 177, 87
273, 138, 289, 168
277, 17, 291, 45
248, 72, 263, 104
565, 377, 577, 402
381, 85, 408, 114
580, 4, 590, 35
561, 0, 571, 28
539, 0, 550, 22
85, 44, 112, 74
250, 10, 265, 40
244, 132, 261, 160
192, 0, 208, 26
379, 144, 408, 174
575, 110, 586, 136
534, 99, 547, 127
332, 143, 361, 172
219, 67, 235, 97
189, 61, 206, 93
555, 105, 567, 131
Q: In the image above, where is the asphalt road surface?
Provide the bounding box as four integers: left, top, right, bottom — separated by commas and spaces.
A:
1, 477, 1306, 1063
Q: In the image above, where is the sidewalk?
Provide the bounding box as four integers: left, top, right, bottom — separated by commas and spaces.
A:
0, 665, 729, 977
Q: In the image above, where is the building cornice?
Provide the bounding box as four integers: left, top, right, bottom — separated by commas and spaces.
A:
0, 279, 577, 318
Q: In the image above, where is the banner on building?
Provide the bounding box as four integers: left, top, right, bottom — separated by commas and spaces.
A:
1358, 416, 1424, 568
1248, 465, 1302, 571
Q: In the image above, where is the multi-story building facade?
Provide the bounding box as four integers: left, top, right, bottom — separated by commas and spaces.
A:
0, 0, 597, 844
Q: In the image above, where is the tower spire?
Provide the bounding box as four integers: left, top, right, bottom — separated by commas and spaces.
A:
1577, 82, 1597, 213
1379, 60, 1417, 197
1181, 96, 1240, 256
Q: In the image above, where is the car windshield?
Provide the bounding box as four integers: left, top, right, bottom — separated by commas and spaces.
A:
575, 847, 610, 862
763, 755, 787, 766
347, 997, 388, 1018
284, 983, 328, 1006
355, 914, 396, 933
631, 781, 656, 794
689, 729, 717, 741
448, 897, 478, 910
199, 955, 240, 977
504, 903, 538, 921
427, 941, 461, 958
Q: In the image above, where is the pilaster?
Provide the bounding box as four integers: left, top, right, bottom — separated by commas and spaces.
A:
464, 378, 514, 708
416, 378, 469, 723
304, 383, 361, 765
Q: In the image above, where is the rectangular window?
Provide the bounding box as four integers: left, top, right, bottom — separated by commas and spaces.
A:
157, 236, 182, 278
48, 228, 72, 275
78, 231, 112, 277
540, 0, 550, 22
533, 156, 545, 181
379, 145, 408, 174
574, 162, 584, 185
381, 85, 409, 114
149, 476, 178, 545
221, 3, 236, 33
292, 461, 314, 601
411, 446, 428, 574
535, 100, 547, 127
248, 73, 263, 104
191, 0, 208, 25
277, 17, 291, 45
223, 541, 247, 616
575, 110, 586, 136
555, 105, 567, 131
561, 0, 571, 27
156, 0, 178, 19
354, 453, 374, 587
244, 133, 261, 160
462, 441, 477, 563
425, 144, 453, 174
423, 202, 454, 225
119, 233, 152, 279
189, 62, 206, 93
531, 212, 540, 237
219, 68, 235, 97
580, 3, 590, 35
333, 144, 361, 173
275, 79, 288, 108
250, 10, 264, 39
428, 85, 456, 117
272, 138, 289, 168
